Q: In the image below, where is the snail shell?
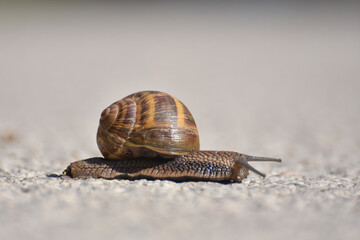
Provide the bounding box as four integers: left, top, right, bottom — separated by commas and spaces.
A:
64, 91, 281, 182
97, 91, 199, 159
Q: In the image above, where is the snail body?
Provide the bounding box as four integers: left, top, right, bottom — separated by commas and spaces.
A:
64, 91, 281, 182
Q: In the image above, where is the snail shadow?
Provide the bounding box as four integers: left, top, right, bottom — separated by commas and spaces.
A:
47, 173, 62, 178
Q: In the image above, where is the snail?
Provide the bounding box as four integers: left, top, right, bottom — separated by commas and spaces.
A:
63, 91, 281, 182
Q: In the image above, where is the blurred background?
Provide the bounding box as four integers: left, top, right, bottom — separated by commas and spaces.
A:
1, 1, 359, 174
1, 1, 360, 175
1, 1, 360, 240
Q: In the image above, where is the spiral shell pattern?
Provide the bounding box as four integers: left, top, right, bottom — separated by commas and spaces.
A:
96, 91, 200, 160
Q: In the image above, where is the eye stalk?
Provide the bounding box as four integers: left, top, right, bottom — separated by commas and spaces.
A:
237, 154, 282, 178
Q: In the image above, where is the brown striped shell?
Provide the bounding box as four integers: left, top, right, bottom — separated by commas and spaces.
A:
97, 91, 200, 160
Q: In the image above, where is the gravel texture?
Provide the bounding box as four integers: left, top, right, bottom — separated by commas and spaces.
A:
1, 2, 359, 240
